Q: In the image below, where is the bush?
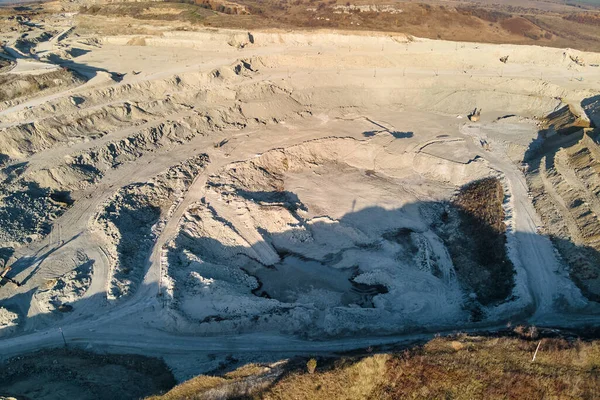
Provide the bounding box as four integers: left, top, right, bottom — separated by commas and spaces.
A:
307, 358, 317, 374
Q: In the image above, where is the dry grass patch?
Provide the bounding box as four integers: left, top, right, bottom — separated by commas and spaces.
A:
257, 354, 390, 400
146, 375, 227, 400
374, 336, 600, 400
454, 177, 506, 233
147, 336, 600, 399
147, 362, 282, 400
79, 2, 215, 24
73, 0, 600, 51
224, 363, 269, 379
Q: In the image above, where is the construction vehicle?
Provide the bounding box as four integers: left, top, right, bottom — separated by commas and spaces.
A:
0, 265, 21, 287
468, 108, 481, 122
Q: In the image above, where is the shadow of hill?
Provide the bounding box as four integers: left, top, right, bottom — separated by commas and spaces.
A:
235, 189, 307, 213
0, 347, 176, 400
0, 288, 35, 330
100, 193, 163, 298
166, 190, 595, 331
552, 236, 600, 303
582, 94, 600, 128
47, 54, 123, 81
7, 233, 82, 286
0, 201, 600, 398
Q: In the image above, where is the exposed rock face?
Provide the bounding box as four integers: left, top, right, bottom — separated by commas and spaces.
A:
195, 0, 250, 15
527, 126, 600, 301
541, 104, 591, 137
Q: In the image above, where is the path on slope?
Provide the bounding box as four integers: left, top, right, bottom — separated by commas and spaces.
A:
459, 124, 587, 318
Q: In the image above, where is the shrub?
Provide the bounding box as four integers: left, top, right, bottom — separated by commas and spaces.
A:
307, 358, 317, 374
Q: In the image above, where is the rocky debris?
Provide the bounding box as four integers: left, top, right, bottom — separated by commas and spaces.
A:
96, 155, 208, 298
0, 307, 19, 338
0, 180, 71, 246
570, 55, 585, 66
198, 0, 250, 16
0, 69, 84, 104
541, 104, 591, 136
34, 250, 92, 313
0, 99, 176, 159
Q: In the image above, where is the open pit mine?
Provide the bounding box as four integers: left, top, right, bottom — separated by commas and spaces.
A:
0, 3, 599, 398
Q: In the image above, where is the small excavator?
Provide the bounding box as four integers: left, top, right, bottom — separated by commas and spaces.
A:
0, 264, 21, 287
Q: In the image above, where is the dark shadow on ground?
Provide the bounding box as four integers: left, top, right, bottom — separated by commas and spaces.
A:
0, 203, 600, 397
4, 233, 82, 286
67, 47, 92, 59
0, 347, 175, 400
390, 131, 413, 139
47, 54, 123, 81
167, 189, 600, 331
362, 130, 414, 139
235, 189, 307, 212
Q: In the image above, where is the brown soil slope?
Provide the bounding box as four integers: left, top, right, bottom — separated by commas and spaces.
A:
77, 1, 600, 52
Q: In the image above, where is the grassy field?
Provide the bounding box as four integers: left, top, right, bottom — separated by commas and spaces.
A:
148, 332, 600, 399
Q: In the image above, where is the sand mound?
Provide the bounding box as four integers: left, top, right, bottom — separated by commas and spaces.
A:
0, 307, 19, 338
33, 250, 93, 314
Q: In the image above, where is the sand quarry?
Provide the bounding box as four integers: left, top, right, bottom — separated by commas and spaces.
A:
1, 9, 600, 382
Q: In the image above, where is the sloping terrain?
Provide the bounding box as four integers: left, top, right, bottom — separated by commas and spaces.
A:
527, 129, 600, 301
0, 69, 84, 105
0, 348, 175, 400
437, 178, 515, 309
0, 5, 599, 395
96, 155, 209, 298
75, 1, 600, 52
165, 137, 477, 336
148, 332, 600, 400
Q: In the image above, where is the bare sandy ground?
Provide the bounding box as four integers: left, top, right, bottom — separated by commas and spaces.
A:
0, 8, 600, 388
